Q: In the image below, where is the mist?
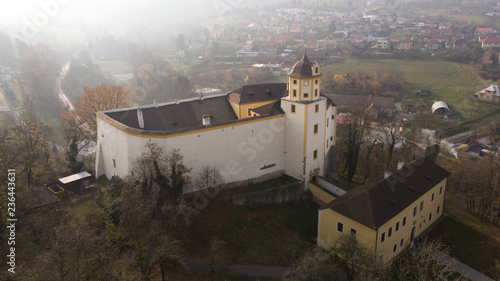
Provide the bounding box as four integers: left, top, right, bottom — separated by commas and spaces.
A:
0, 0, 287, 46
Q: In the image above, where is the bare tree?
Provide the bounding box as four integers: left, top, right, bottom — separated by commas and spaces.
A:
339, 107, 370, 182
193, 165, 225, 193
393, 239, 463, 281
327, 234, 375, 281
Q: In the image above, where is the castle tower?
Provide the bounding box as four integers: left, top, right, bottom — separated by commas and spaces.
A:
281, 54, 336, 183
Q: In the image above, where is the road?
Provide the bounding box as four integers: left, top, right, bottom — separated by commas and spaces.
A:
57, 62, 75, 111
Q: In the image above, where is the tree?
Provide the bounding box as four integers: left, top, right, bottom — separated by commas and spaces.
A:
334, 74, 347, 94
392, 239, 463, 280
339, 107, 370, 182
15, 106, 52, 189
61, 84, 132, 142
129, 141, 191, 201
327, 234, 374, 281
193, 165, 225, 192
329, 21, 337, 33
288, 249, 339, 281
209, 236, 227, 281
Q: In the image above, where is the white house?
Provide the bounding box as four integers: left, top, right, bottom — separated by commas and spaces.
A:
96, 55, 337, 190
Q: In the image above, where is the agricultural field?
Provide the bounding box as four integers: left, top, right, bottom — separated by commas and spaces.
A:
322, 57, 496, 121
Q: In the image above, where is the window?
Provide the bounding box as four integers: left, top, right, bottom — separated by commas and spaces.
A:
437, 206, 440, 214
330, 136, 333, 141
400, 238, 404, 247
315, 67, 319, 74
413, 206, 417, 217
293, 89, 297, 97
315, 89, 318, 97
304, 80, 309, 86
304, 93, 309, 98
315, 104, 319, 113
247, 107, 253, 116
327, 118, 329, 127
395, 222, 400, 232
332, 115, 335, 120
351, 228, 357, 238
440, 186, 443, 194
381, 232, 386, 243
393, 244, 397, 253
388, 227, 392, 238
291, 105, 296, 113
313, 150, 318, 160
420, 201, 424, 211
429, 213, 432, 221
315, 79, 318, 84
432, 193, 435, 202
113, 159, 116, 168
403, 216, 406, 226
337, 222, 343, 233
293, 79, 297, 85
314, 124, 319, 134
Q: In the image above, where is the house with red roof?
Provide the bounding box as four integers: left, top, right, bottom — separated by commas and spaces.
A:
482, 38, 500, 49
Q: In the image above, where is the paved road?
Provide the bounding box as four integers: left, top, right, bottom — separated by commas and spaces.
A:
435, 254, 494, 281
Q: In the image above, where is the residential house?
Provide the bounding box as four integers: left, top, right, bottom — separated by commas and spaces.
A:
388, 34, 401, 42
475, 27, 494, 35
453, 39, 468, 49
274, 34, 286, 44
317, 158, 451, 262
376, 40, 389, 51
426, 39, 441, 51
0, 67, 12, 81
482, 38, 500, 49
399, 39, 413, 50
474, 85, 500, 103
438, 21, 453, 29
305, 38, 319, 49
439, 29, 453, 36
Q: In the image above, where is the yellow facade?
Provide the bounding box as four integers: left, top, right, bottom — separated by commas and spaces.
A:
318, 209, 377, 250
318, 178, 448, 262
308, 182, 336, 205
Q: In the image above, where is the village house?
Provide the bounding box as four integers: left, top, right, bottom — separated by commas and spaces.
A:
474, 85, 500, 103
482, 38, 500, 49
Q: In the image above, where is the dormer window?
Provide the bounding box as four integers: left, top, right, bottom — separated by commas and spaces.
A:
315, 67, 319, 74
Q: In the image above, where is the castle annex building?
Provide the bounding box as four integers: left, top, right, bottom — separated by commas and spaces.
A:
96, 55, 337, 188
317, 158, 451, 262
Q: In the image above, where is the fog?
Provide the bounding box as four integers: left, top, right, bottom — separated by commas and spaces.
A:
0, 0, 285, 44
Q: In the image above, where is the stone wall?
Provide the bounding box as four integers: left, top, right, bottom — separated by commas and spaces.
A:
231, 182, 303, 205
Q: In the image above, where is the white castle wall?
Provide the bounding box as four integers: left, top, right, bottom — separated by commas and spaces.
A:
96, 115, 287, 189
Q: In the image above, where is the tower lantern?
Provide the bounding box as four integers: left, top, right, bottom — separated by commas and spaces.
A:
288, 53, 322, 102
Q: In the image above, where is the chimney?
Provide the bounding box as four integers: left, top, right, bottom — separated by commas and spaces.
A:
397, 161, 405, 170
137, 108, 145, 129
384, 170, 391, 179
202, 114, 211, 126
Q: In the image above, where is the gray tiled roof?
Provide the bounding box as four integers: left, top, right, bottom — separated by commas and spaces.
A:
321, 158, 451, 229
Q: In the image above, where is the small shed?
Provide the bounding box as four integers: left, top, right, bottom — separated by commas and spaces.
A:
431, 101, 449, 115
58, 171, 94, 194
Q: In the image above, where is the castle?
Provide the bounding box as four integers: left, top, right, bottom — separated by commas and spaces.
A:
95, 55, 337, 189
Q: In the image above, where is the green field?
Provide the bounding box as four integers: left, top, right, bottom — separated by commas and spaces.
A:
94, 59, 134, 74
322, 58, 496, 121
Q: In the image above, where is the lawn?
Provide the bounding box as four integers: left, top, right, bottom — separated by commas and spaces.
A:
185, 190, 318, 266
428, 193, 500, 277
94, 59, 135, 74
322, 57, 494, 121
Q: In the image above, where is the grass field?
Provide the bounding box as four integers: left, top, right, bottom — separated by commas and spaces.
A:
185, 190, 317, 266
428, 193, 500, 277
322, 58, 495, 121
94, 59, 134, 74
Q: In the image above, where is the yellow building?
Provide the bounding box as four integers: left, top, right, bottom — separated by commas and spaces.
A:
317, 158, 451, 262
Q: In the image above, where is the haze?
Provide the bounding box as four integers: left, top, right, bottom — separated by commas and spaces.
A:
0, 0, 285, 44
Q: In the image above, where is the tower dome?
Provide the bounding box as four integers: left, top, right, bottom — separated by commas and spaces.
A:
289, 54, 315, 78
